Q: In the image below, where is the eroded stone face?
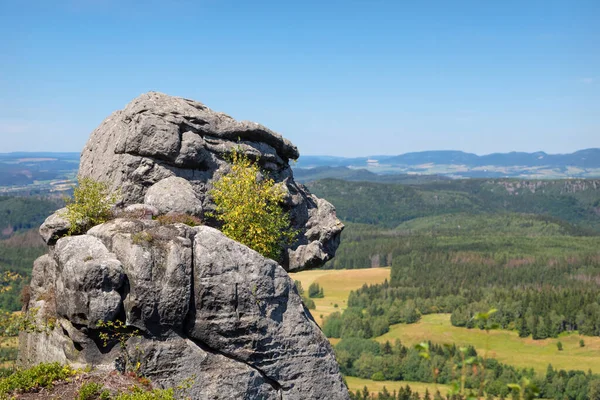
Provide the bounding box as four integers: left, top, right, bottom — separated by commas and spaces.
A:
53, 235, 125, 327
88, 219, 194, 333
187, 226, 349, 399
21, 222, 350, 400
78, 91, 343, 271
20, 92, 349, 400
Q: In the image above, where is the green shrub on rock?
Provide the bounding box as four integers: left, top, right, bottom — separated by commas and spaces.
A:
210, 149, 297, 260
63, 178, 119, 235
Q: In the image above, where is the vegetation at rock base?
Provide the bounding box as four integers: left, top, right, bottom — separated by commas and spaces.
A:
0, 362, 76, 396
210, 149, 297, 260
0, 362, 179, 400
62, 177, 118, 235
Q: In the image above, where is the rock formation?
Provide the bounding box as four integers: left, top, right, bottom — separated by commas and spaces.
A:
78, 91, 342, 272
19, 93, 349, 399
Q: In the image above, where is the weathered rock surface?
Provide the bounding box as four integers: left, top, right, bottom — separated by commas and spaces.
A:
21, 221, 349, 399
187, 226, 347, 398
144, 177, 203, 217
78, 91, 342, 271
130, 336, 281, 399
88, 219, 194, 333
20, 92, 349, 400
54, 235, 125, 328
39, 207, 71, 245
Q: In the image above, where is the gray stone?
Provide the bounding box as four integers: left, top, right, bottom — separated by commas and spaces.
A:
88, 219, 193, 333
187, 226, 348, 400
53, 235, 125, 327
131, 336, 281, 400
39, 208, 71, 245
19, 317, 121, 370
19, 92, 349, 399
30, 254, 57, 298
78, 91, 343, 271
119, 203, 160, 219
144, 177, 203, 217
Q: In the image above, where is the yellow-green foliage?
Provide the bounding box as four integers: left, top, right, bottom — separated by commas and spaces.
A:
63, 178, 118, 235
210, 150, 297, 260
78, 381, 109, 400
0, 362, 76, 396
113, 386, 175, 400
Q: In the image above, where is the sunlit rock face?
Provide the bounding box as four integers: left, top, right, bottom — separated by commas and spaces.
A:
78, 91, 343, 271
21, 93, 349, 400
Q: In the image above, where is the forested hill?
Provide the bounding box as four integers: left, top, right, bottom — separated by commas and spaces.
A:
306, 178, 600, 232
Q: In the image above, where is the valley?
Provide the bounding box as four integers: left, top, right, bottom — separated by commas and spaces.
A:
2, 169, 600, 398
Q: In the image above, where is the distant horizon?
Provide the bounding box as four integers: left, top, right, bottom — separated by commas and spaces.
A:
2, 147, 599, 159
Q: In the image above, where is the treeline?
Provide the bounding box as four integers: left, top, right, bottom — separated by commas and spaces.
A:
324, 214, 599, 270
339, 338, 600, 400
0, 230, 46, 311
307, 178, 600, 232
451, 288, 600, 338
0, 196, 60, 311
0, 196, 60, 237
323, 232, 600, 339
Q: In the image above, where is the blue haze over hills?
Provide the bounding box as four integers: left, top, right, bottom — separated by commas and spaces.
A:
1, 149, 599, 193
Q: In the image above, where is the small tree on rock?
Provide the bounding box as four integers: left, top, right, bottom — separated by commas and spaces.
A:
63, 177, 118, 235
210, 149, 297, 260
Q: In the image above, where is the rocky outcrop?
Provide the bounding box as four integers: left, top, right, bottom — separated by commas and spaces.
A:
21, 93, 349, 399
77, 91, 343, 271
20, 220, 348, 399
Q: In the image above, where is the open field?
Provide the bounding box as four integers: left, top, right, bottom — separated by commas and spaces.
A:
290, 267, 391, 325
345, 376, 451, 397
377, 314, 600, 374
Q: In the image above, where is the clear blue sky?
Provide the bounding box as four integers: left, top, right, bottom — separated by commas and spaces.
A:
0, 0, 598, 157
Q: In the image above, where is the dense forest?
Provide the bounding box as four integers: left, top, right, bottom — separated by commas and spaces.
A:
0, 196, 58, 311
323, 230, 600, 339
340, 338, 600, 400
307, 178, 600, 231
304, 177, 600, 398
0, 196, 61, 237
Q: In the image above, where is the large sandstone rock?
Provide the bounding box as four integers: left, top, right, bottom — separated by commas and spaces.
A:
20, 93, 349, 399
78, 91, 342, 271
20, 221, 349, 399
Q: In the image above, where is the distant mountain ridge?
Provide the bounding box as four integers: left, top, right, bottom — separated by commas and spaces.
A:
295, 148, 600, 179
1, 149, 599, 190
296, 148, 600, 168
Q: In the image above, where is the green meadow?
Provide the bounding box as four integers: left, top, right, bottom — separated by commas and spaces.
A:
345, 376, 451, 398
290, 267, 390, 325
377, 314, 600, 374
